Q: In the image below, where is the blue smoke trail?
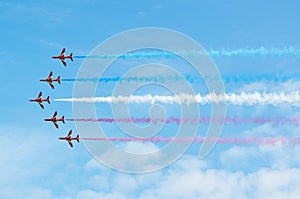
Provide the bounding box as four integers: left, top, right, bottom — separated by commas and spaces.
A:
73, 47, 300, 59
61, 74, 300, 84
61, 76, 186, 83
208, 47, 300, 57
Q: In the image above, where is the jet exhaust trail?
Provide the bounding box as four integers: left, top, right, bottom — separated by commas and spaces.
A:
73, 47, 300, 59
80, 136, 300, 146
67, 116, 300, 126
54, 91, 300, 106
61, 74, 300, 84
61, 76, 185, 83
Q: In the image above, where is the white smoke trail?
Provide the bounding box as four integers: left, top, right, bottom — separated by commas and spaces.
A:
54, 91, 300, 106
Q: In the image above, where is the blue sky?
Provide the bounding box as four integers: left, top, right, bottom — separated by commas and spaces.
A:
1, 0, 300, 198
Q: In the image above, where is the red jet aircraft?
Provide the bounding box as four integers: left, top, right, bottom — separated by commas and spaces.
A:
40, 71, 61, 89
29, 92, 50, 109
44, 111, 65, 129
52, 48, 73, 66
59, 130, 79, 148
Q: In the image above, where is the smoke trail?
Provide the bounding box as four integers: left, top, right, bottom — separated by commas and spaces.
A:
67, 116, 300, 126
73, 47, 300, 59
54, 91, 300, 106
81, 136, 300, 146
61, 76, 185, 83
220, 74, 300, 84
61, 74, 300, 84
208, 47, 300, 57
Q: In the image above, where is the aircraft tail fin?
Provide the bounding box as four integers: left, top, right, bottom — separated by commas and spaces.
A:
70, 53, 73, 61
47, 96, 50, 104
57, 76, 61, 84
62, 116, 65, 124
76, 135, 80, 143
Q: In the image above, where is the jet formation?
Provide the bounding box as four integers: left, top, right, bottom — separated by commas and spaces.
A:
29, 48, 79, 148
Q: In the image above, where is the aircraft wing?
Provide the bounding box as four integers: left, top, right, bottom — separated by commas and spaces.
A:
49, 83, 54, 89
53, 122, 59, 129
68, 140, 73, 148
48, 71, 53, 78
61, 48, 66, 55
38, 102, 44, 109
61, 59, 67, 66
68, 130, 72, 137
38, 92, 42, 98
53, 111, 57, 117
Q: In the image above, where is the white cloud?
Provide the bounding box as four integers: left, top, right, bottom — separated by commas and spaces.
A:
2, 125, 299, 199
112, 173, 139, 193
24, 188, 71, 199
79, 155, 300, 199
76, 189, 130, 199
88, 174, 110, 190
220, 123, 300, 170
253, 169, 300, 199
234, 80, 300, 93
0, 125, 88, 199
0, 127, 58, 186
137, 157, 246, 199
221, 146, 256, 164
0, 188, 72, 199
75, 190, 104, 199
84, 158, 106, 171
89, 141, 168, 172
120, 141, 160, 154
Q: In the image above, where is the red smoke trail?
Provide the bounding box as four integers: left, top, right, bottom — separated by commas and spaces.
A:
67, 116, 300, 126
80, 136, 300, 146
